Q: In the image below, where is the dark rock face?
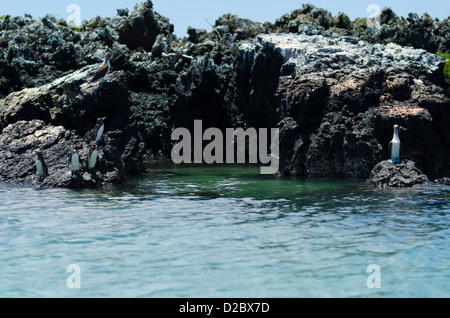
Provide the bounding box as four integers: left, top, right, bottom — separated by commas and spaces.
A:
129, 49, 234, 156
0, 66, 145, 188
235, 41, 284, 129
0, 1, 174, 99
1, 2, 449, 188
0, 120, 104, 188
367, 159, 429, 188
213, 13, 270, 42
243, 34, 449, 180
187, 27, 208, 44
0, 14, 85, 98
0, 117, 144, 188
117, 0, 174, 51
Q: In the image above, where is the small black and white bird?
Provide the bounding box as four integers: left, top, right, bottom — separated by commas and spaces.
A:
34, 150, 48, 181
86, 141, 98, 171
69, 145, 81, 175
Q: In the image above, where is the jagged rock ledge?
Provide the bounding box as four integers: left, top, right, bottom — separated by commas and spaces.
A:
0, 118, 144, 189
0, 66, 145, 188
435, 177, 450, 185
367, 159, 450, 188
367, 159, 429, 188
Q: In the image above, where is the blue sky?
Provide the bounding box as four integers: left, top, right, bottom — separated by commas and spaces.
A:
1, 1, 449, 37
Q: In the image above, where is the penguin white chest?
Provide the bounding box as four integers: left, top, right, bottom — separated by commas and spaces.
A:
89, 149, 98, 169
70, 153, 80, 171
391, 141, 400, 157
96, 125, 104, 143
36, 159, 44, 176
391, 138, 401, 162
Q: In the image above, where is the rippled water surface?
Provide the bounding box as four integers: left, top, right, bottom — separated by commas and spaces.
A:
1, 162, 449, 298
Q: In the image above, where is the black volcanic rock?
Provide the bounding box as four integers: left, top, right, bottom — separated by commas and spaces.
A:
117, 0, 174, 51
0, 1, 174, 98
187, 27, 208, 44
434, 177, 450, 186
269, 4, 450, 54
0, 62, 145, 188
0, 67, 133, 135
367, 159, 429, 188
241, 34, 449, 179
1, 2, 449, 187
0, 117, 144, 188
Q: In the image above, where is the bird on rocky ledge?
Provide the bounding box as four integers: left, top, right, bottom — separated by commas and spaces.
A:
83, 52, 112, 94
34, 150, 48, 181
94, 118, 105, 143
389, 125, 401, 163
69, 145, 81, 175
90, 52, 112, 84
86, 141, 98, 171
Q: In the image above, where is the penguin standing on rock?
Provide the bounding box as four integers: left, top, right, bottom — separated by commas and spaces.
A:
94, 118, 105, 143
34, 150, 48, 181
86, 141, 98, 171
69, 145, 81, 175
389, 125, 401, 163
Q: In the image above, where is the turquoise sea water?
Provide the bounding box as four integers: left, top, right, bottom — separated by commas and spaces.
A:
0, 161, 449, 298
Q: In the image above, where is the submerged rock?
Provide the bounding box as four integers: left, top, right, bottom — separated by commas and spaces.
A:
367, 159, 429, 188
434, 177, 450, 186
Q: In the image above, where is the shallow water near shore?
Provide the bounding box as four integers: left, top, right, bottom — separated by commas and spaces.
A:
0, 161, 449, 298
